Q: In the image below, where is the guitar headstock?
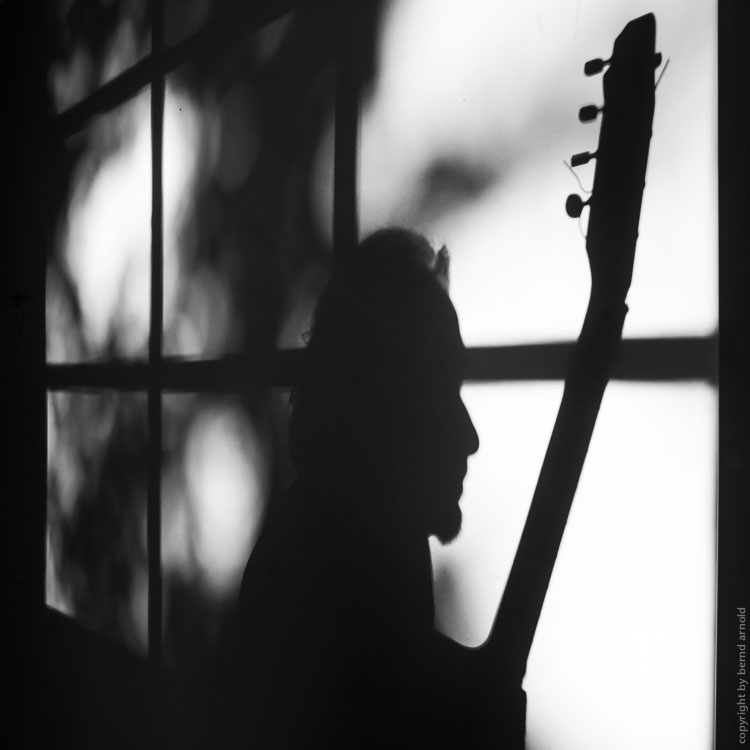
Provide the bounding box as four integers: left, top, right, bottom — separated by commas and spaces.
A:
566, 14, 661, 309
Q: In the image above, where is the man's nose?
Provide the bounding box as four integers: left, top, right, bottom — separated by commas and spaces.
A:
461, 400, 480, 456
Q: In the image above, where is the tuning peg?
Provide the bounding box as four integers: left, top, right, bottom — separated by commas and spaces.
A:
570, 150, 596, 167
584, 57, 610, 76
565, 194, 590, 219
578, 105, 601, 123
654, 52, 662, 68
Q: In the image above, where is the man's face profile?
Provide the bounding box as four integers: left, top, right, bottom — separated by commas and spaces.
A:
385, 290, 480, 544
294, 229, 479, 544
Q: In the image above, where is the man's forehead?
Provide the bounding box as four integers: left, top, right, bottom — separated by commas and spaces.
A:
396, 294, 466, 382
420, 285, 464, 348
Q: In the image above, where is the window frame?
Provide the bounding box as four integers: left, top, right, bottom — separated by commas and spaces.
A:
12, 1, 743, 746
42, 0, 719, 663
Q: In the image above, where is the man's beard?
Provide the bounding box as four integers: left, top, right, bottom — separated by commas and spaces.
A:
428, 499, 463, 544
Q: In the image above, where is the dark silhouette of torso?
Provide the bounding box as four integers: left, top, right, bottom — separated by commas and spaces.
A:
236, 483, 432, 746
232, 482, 525, 749
225, 230, 527, 748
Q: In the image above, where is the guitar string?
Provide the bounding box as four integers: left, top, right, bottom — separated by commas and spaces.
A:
655, 57, 670, 90
563, 159, 592, 195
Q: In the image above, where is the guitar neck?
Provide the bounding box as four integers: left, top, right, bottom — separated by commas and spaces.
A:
484, 299, 627, 681
480, 13, 658, 685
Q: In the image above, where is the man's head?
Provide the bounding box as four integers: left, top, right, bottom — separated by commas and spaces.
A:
290, 228, 479, 543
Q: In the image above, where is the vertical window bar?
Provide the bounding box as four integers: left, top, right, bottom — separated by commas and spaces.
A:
333, 1, 363, 258
148, 0, 165, 667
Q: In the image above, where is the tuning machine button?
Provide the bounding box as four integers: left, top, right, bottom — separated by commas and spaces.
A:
578, 105, 602, 123
565, 194, 590, 219
570, 150, 596, 167
654, 52, 663, 67
584, 57, 610, 76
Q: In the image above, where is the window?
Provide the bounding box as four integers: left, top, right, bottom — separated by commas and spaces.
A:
13, 1, 743, 748
44, 0, 360, 669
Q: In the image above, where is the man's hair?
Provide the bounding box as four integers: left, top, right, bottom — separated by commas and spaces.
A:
289, 228, 450, 476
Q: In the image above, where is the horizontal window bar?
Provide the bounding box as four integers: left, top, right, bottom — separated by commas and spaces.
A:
45, 350, 307, 391
47, 360, 151, 390
54, 0, 295, 138
466, 334, 717, 384
45, 334, 718, 391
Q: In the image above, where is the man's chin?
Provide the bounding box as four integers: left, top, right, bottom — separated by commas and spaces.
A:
428, 503, 463, 544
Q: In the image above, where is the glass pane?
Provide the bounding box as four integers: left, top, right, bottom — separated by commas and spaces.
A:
432, 381, 715, 750
161, 6, 334, 358
46, 390, 149, 655
358, 0, 717, 345
47, 90, 152, 363
161, 393, 272, 666
48, 0, 151, 114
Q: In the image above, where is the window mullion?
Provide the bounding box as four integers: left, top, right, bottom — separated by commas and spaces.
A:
333, 1, 365, 259
147, 0, 165, 669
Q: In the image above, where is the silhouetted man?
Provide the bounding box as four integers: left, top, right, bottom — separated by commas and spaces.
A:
228, 228, 526, 748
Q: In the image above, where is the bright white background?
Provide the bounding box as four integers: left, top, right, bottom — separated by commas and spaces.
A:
356, 2, 717, 749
